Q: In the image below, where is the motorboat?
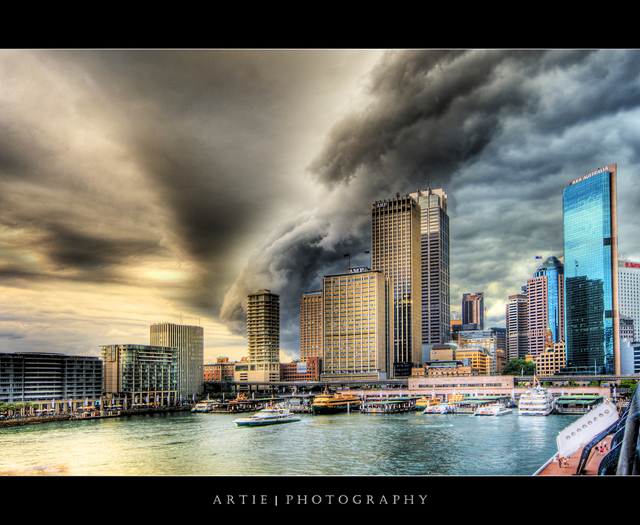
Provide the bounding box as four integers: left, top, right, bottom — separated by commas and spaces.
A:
472, 403, 513, 416
233, 405, 301, 427
192, 400, 220, 413
518, 376, 555, 416
422, 403, 455, 414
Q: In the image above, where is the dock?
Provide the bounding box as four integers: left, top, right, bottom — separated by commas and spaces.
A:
360, 396, 419, 414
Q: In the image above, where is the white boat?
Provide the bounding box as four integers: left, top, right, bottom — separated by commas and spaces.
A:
518, 377, 555, 416
233, 405, 301, 427
472, 403, 513, 416
192, 400, 220, 413
422, 403, 455, 414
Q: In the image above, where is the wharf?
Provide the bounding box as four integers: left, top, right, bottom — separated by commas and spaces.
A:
360, 396, 419, 414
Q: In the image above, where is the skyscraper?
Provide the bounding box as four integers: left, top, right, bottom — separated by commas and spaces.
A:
506, 293, 528, 360
462, 292, 484, 329
300, 290, 323, 361
246, 289, 280, 364
321, 268, 392, 380
371, 193, 422, 376
618, 256, 640, 342
527, 255, 565, 356
409, 188, 450, 347
150, 322, 204, 398
562, 163, 620, 375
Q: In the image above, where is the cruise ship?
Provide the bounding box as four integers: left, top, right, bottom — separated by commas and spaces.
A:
518, 377, 556, 416
311, 390, 361, 414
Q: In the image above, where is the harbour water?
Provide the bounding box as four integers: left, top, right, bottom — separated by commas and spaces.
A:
0, 409, 580, 476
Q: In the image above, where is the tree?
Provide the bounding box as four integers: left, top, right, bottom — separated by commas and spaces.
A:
502, 358, 536, 376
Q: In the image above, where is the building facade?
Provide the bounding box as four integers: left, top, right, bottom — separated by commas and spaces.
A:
0, 352, 103, 405
150, 322, 204, 398
280, 357, 322, 382
409, 188, 450, 348
462, 292, 484, 330
101, 344, 178, 406
527, 255, 565, 357
204, 357, 235, 382
506, 293, 528, 360
562, 163, 620, 374
321, 267, 392, 380
300, 290, 323, 361
237, 289, 280, 385
371, 193, 422, 376
619, 256, 640, 342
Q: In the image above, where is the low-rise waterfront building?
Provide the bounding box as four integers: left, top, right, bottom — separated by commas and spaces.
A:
204, 357, 235, 382
101, 344, 179, 406
280, 357, 321, 382
0, 352, 103, 410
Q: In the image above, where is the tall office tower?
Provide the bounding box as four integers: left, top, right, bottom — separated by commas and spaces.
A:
150, 322, 204, 398
563, 163, 620, 375
462, 292, 484, 329
409, 188, 450, 347
619, 256, 640, 342
371, 193, 422, 377
506, 293, 528, 360
322, 268, 393, 380
300, 290, 323, 361
527, 256, 565, 356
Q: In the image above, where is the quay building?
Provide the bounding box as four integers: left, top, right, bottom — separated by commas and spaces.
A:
0, 352, 103, 413
101, 344, 179, 407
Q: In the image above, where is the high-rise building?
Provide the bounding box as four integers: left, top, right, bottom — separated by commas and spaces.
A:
527, 255, 565, 356
300, 290, 323, 361
506, 293, 528, 360
409, 188, 450, 348
321, 267, 393, 380
462, 292, 484, 329
619, 256, 640, 342
240, 289, 280, 384
562, 163, 620, 375
150, 322, 204, 398
371, 193, 422, 376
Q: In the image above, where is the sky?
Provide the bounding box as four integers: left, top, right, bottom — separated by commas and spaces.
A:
2, 48, 640, 364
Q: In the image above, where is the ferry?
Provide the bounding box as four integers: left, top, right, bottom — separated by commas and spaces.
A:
233, 405, 301, 427
311, 390, 361, 414
472, 403, 513, 416
192, 400, 219, 413
422, 403, 455, 414
534, 397, 620, 475
518, 376, 556, 416
416, 396, 441, 411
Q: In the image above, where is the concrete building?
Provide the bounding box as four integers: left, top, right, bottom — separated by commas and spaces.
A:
235, 289, 280, 386
619, 256, 640, 342
506, 293, 528, 360
321, 267, 392, 381
409, 188, 450, 348
563, 163, 620, 374
280, 357, 321, 382
462, 292, 484, 330
300, 290, 323, 361
0, 352, 103, 406
371, 192, 422, 376
204, 357, 235, 382
101, 344, 178, 406
150, 322, 204, 398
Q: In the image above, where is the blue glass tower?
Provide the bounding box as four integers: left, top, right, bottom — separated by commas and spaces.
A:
562, 164, 619, 375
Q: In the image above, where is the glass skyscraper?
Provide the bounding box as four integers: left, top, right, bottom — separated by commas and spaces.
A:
562, 163, 619, 375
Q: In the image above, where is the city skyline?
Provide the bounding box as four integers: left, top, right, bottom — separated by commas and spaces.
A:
2, 49, 640, 364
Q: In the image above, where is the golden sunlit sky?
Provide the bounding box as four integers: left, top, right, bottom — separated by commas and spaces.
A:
1, 49, 640, 364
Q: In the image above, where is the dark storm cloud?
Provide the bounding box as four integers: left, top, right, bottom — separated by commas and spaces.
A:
222, 49, 640, 352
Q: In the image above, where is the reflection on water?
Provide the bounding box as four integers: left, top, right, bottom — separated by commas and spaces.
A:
0, 411, 579, 476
